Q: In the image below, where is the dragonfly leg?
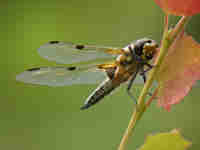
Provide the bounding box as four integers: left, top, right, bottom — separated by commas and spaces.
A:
140, 71, 146, 83
126, 71, 139, 110
140, 66, 154, 97
144, 63, 154, 70
140, 63, 154, 83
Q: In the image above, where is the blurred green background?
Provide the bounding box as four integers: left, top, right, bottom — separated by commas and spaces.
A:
1, 0, 200, 150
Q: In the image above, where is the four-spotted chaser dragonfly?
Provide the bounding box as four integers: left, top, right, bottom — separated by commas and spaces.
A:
16, 38, 158, 110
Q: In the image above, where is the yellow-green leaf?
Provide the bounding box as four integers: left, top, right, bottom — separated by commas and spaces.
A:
139, 129, 191, 150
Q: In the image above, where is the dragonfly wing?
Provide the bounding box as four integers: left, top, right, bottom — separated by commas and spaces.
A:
38, 41, 121, 64
16, 65, 107, 87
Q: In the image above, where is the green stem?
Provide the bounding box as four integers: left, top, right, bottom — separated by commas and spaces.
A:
118, 15, 169, 150
169, 16, 191, 41
118, 15, 191, 150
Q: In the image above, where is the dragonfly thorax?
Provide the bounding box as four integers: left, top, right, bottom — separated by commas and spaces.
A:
125, 38, 158, 63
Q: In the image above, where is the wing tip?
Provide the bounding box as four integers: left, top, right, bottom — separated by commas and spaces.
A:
16, 74, 22, 81
38, 41, 62, 51
16, 72, 27, 82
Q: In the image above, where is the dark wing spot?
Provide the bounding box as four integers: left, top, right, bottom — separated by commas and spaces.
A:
27, 67, 41, 71
67, 66, 76, 71
75, 44, 85, 50
49, 41, 60, 44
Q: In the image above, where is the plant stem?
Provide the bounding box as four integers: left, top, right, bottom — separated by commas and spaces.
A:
118, 15, 170, 150
118, 15, 191, 150
118, 110, 139, 150
169, 16, 191, 41
145, 88, 158, 110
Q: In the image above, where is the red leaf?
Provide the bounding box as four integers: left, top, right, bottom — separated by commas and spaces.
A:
156, 33, 200, 111
154, 0, 200, 16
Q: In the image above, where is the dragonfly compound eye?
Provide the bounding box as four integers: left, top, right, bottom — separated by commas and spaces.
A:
143, 40, 158, 60
134, 38, 158, 57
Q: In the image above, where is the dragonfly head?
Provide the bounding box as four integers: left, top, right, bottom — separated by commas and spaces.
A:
133, 38, 158, 61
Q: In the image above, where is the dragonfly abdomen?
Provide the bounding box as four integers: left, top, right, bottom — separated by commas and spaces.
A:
80, 78, 118, 110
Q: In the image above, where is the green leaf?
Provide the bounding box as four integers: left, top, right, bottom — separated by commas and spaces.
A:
139, 129, 191, 150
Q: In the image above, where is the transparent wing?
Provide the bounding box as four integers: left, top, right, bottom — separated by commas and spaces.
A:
16, 64, 107, 87
38, 41, 124, 64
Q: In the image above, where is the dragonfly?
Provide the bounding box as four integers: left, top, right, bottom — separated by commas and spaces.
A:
16, 38, 158, 110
